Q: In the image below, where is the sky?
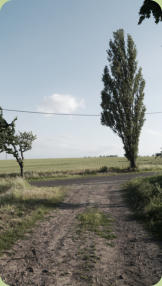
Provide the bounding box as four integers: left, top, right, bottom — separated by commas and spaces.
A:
0, 0, 162, 159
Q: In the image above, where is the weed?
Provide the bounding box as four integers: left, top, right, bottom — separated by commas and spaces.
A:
98, 166, 108, 173
75, 242, 98, 285
76, 208, 116, 240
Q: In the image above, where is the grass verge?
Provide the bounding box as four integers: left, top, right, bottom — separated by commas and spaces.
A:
123, 175, 162, 240
0, 177, 66, 254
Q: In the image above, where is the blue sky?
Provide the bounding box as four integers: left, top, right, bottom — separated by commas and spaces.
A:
0, 0, 162, 159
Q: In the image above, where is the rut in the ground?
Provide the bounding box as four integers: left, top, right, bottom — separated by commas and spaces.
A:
0, 179, 161, 286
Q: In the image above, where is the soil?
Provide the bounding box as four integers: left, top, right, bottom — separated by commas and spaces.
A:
0, 173, 162, 286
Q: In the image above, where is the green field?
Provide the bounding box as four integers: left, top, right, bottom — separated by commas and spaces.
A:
0, 157, 127, 174
0, 156, 162, 177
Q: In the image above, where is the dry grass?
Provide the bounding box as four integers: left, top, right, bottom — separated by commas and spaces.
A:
0, 177, 66, 254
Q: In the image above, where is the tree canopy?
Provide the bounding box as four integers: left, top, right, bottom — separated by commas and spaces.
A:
0, 108, 36, 177
139, 0, 162, 24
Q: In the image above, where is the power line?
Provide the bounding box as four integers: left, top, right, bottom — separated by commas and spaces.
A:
2, 108, 99, 117
2, 108, 162, 116
146, 112, 162, 115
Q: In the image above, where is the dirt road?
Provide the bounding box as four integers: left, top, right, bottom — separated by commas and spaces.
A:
30, 172, 156, 188
0, 173, 162, 286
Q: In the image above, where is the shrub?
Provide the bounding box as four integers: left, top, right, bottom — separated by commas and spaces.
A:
98, 166, 108, 173
124, 176, 162, 239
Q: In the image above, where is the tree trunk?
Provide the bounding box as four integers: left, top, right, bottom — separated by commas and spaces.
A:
130, 157, 137, 169
19, 162, 24, 177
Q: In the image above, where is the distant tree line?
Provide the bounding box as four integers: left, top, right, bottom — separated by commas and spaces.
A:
99, 155, 118, 158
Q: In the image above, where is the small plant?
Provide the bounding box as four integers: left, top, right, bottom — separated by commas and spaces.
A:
98, 166, 108, 173
76, 243, 98, 285
76, 208, 116, 240
83, 169, 97, 175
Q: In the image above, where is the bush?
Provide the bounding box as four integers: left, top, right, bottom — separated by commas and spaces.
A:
98, 166, 108, 173
124, 176, 162, 239
83, 169, 97, 175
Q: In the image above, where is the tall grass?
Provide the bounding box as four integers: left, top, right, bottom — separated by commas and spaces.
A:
124, 176, 162, 240
0, 177, 66, 254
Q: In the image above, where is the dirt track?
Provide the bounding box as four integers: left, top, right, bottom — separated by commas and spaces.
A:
0, 173, 162, 286
30, 172, 156, 188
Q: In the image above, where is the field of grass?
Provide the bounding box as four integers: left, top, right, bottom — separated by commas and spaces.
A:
0, 156, 162, 178
0, 177, 66, 254
124, 175, 162, 240
0, 157, 128, 174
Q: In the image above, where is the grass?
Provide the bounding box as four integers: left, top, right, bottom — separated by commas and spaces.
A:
123, 175, 162, 240
0, 157, 128, 174
76, 208, 116, 240
76, 242, 98, 285
75, 208, 116, 285
0, 156, 161, 180
0, 177, 66, 254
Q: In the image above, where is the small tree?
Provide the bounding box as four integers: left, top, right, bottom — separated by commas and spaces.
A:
139, 0, 162, 24
101, 29, 146, 169
12, 132, 37, 177
0, 109, 36, 177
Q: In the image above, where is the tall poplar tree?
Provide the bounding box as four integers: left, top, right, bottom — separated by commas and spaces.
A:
101, 29, 146, 169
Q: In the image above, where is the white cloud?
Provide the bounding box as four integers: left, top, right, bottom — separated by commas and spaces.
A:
38, 94, 85, 114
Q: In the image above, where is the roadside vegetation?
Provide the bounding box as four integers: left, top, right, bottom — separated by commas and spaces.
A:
0, 177, 66, 255
124, 175, 162, 240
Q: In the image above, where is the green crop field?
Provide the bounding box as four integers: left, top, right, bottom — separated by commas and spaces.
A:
0, 157, 127, 174
0, 156, 162, 177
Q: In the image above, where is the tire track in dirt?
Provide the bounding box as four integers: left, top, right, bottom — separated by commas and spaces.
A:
93, 183, 162, 286
0, 175, 161, 286
0, 185, 101, 286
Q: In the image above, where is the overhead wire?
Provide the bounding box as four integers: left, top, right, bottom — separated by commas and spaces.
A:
2, 108, 162, 117
2, 108, 99, 117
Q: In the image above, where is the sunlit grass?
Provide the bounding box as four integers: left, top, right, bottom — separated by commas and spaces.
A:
0, 177, 66, 254
0, 157, 128, 176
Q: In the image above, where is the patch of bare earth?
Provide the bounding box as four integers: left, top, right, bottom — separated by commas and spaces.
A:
0, 178, 162, 286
